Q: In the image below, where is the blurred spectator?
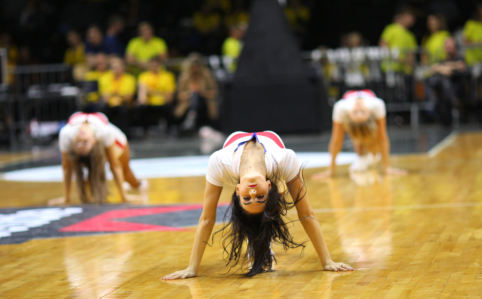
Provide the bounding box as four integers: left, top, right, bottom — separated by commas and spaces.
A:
379, 7, 417, 74
193, 4, 222, 54
345, 32, 363, 49
222, 23, 246, 72
99, 57, 136, 136
0, 33, 19, 85
64, 30, 86, 66
137, 56, 176, 135
85, 25, 107, 68
342, 32, 369, 88
463, 4, 482, 66
100, 57, 136, 107
426, 37, 467, 126
425, 0, 460, 30
83, 53, 111, 112
176, 53, 218, 131
17, 46, 38, 65
284, 0, 310, 41
104, 15, 126, 57
126, 22, 168, 73
422, 14, 450, 64
225, 0, 249, 29
193, 4, 221, 35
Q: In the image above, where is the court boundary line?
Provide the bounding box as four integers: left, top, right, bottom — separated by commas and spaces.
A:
427, 131, 458, 157
288, 202, 482, 215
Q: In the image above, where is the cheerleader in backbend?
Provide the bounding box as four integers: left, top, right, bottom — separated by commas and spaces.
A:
162, 131, 354, 279
52, 112, 147, 205
313, 90, 407, 179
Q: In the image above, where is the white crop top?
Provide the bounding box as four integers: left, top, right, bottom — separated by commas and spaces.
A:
333, 90, 386, 123
206, 131, 301, 187
59, 112, 127, 153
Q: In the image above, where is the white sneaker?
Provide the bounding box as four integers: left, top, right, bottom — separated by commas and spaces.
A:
350, 155, 369, 172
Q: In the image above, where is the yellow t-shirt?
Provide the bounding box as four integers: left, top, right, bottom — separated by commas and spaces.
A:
64, 44, 86, 65
380, 23, 417, 73
138, 70, 176, 106
463, 20, 482, 65
222, 37, 242, 58
126, 37, 168, 63
222, 37, 242, 72
99, 72, 136, 107
424, 30, 450, 64
193, 12, 221, 33
84, 70, 111, 103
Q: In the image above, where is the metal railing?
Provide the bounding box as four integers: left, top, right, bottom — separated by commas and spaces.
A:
302, 46, 482, 128
1, 46, 481, 148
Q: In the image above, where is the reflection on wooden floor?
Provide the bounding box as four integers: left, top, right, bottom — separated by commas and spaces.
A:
1, 132, 482, 298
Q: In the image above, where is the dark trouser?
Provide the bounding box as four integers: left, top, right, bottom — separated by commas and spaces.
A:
427, 74, 465, 126
176, 93, 215, 129
103, 105, 130, 138
83, 102, 105, 113
137, 104, 174, 133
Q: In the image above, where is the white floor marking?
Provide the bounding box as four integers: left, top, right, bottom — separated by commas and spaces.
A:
288, 201, 482, 215
427, 131, 458, 157
1, 152, 358, 182
0, 208, 83, 238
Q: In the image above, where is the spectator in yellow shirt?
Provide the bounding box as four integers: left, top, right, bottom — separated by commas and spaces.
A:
0, 33, 19, 85
224, 0, 249, 29
100, 57, 136, 107
99, 57, 136, 136
379, 7, 417, 74
192, 4, 222, 54
422, 14, 450, 65
137, 57, 176, 135
126, 22, 168, 72
284, 0, 310, 36
463, 4, 482, 66
222, 24, 246, 72
64, 30, 86, 66
193, 4, 221, 35
83, 53, 110, 112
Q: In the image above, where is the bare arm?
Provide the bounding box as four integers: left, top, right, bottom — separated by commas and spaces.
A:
376, 118, 390, 171
376, 118, 406, 175
61, 152, 73, 204
162, 181, 223, 279
105, 145, 128, 202
289, 174, 353, 271
138, 83, 148, 105
199, 72, 218, 100
312, 122, 344, 179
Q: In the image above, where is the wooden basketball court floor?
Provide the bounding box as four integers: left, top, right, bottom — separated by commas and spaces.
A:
0, 132, 482, 298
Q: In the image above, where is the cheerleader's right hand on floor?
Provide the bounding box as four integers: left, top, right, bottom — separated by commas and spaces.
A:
323, 260, 355, 272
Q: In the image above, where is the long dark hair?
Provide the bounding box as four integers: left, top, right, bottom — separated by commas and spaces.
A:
216, 169, 306, 277
69, 141, 108, 204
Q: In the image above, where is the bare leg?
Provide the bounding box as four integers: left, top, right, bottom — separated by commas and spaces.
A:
118, 143, 141, 188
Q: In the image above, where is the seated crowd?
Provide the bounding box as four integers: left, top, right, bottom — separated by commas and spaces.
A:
78, 48, 219, 139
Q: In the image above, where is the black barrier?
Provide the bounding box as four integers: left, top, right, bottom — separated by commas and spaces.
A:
221, 0, 331, 134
